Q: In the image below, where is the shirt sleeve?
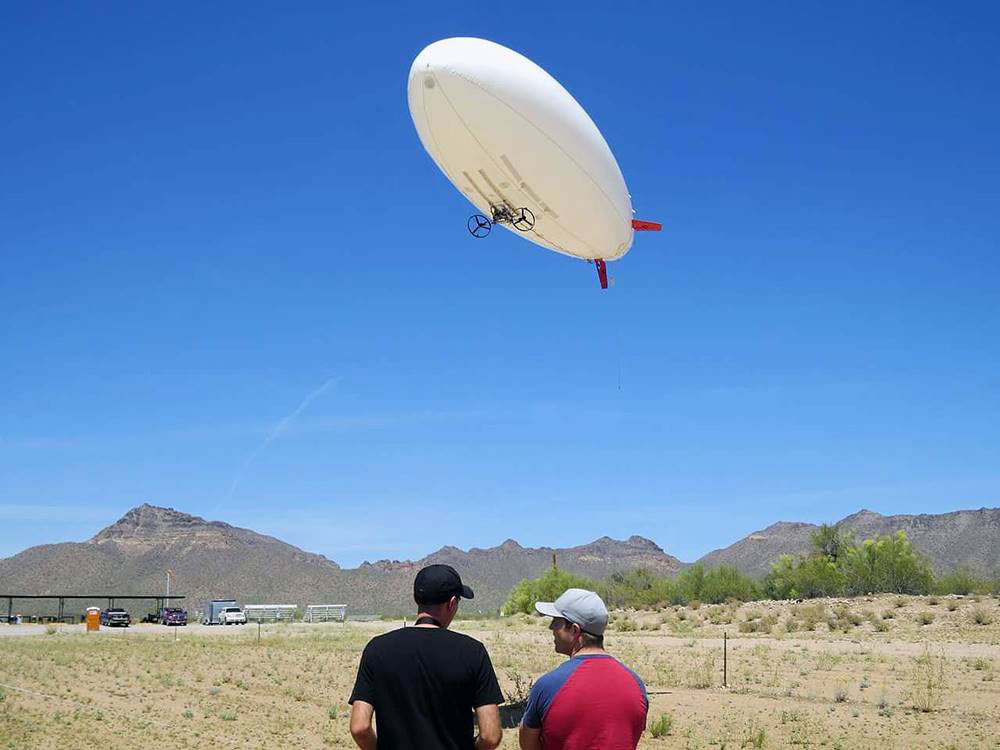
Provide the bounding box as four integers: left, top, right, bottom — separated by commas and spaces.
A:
472, 644, 504, 707
349, 643, 376, 706
521, 679, 545, 729
521, 664, 574, 729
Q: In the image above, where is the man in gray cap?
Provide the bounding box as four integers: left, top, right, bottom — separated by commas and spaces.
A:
518, 588, 648, 750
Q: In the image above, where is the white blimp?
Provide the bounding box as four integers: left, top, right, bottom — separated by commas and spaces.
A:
407, 37, 660, 289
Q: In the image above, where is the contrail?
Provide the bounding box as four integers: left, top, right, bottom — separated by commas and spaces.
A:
220, 375, 340, 508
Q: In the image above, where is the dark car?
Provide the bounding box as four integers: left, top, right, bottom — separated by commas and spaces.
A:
100, 608, 131, 627
160, 607, 188, 626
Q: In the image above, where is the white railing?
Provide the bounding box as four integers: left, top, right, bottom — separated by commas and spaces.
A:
243, 604, 298, 622
305, 604, 347, 623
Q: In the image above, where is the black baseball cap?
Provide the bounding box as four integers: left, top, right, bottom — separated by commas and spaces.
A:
413, 564, 474, 604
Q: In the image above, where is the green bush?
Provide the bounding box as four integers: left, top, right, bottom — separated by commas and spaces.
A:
649, 713, 673, 738
598, 568, 675, 609
843, 532, 933, 596
763, 530, 936, 601
501, 566, 598, 615
501, 529, 954, 614
763, 553, 845, 600
505, 563, 760, 616
934, 569, 986, 596
699, 565, 760, 604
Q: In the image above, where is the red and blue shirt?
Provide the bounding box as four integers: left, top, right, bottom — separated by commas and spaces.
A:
522, 653, 648, 750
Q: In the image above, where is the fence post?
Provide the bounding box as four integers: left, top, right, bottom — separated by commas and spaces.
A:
723, 631, 728, 687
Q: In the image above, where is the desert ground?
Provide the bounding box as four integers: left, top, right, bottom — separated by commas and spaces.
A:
2, 594, 999, 749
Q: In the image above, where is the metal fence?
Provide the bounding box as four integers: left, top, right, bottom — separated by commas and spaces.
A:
304, 604, 347, 623
243, 604, 298, 622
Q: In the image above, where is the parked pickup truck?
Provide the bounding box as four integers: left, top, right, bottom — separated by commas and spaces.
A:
160, 607, 188, 626
219, 607, 247, 625
99, 608, 131, 627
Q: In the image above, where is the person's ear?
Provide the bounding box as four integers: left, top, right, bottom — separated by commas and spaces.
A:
449, 595, 459, 612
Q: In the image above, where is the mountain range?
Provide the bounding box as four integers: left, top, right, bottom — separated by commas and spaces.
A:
1, 503, 998, 615
697, 507, 1000, 577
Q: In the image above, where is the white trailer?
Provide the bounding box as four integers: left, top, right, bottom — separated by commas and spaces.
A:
203, 599, 236, 625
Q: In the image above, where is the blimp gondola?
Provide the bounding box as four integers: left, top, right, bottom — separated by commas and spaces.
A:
407, 37, 660, 289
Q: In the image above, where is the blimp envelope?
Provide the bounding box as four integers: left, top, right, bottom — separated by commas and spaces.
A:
408, 38, 639, 265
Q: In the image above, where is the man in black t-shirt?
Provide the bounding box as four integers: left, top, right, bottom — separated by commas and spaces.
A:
349, 564, 503, 750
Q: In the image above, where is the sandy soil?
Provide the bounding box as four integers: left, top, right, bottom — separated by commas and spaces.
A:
2, 594, 999, 749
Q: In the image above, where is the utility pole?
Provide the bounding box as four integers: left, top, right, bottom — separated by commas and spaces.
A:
166, 569, 174, 607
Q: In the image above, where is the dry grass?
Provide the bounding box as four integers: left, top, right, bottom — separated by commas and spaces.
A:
2, 594, 1000, 748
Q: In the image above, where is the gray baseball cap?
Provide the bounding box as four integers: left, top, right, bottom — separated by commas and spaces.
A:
534, 588, 609, 636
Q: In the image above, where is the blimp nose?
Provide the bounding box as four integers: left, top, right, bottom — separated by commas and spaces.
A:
408, 37, 486, 89
408, 41, 447, 86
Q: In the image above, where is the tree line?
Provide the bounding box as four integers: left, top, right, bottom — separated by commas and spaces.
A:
501, 527, 1000, 614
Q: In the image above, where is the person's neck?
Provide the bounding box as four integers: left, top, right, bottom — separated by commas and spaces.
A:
570, 645, 605, 657
415, 611, 447, 628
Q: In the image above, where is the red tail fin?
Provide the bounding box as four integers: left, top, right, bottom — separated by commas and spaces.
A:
632, 219, 662, 231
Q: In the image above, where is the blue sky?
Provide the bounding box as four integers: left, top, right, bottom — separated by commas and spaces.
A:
2, 2, 998, 567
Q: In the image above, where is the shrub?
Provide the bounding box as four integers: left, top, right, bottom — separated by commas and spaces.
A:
834, 687, 848, 703
707, 605, 735, 625
947, 600, 959, 612
972, 608, 993, 626
917, 612, 935, 626
745, 726, 767, 749
599, 568, 675, 609
738, 619, 759, 633
843, 532, 933, 596
798, 603, 826, 630
698, 565, 760, 604
910, 648, 946, 712
502, 566, 598, 615
934, 568, 984, 596
827, 605, 861, 632
649, 713, 673, 738
764, 553, 844, 600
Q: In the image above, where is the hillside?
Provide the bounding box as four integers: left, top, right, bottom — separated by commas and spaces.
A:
4, 503, 999, 617
696, 507, 1000, 577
